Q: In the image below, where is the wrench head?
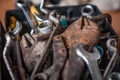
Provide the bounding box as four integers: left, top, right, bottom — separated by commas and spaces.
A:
76, 43, 101, 63
49, 10, 60, 26
106, 38, 117, 53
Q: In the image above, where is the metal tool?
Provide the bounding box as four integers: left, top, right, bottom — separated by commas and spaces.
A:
38, 20, 53, 34
15, 40, 27, 80
39, 0, 49, 14
14, 21, 26, 80
81, 5, 94, 17
76, 43, 103, 80
33, 13, 44, 22
20, 33, 47, 72
103, 38, 118, 79
16, 2, 36, 32
65, 48, 86, 80
32, 36, 67, 80
49, 10, 60, 26
108, 72, 120, 80
30, 27, 57, 80
3, 32, 17, 80
12, 21, 22, 36
89, 14, 112, 25
30, 10, 61, 80
30, 5, 44, 26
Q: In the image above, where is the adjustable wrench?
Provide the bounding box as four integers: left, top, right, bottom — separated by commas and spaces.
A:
76, 43, 103, 80
103, 38, 118, 79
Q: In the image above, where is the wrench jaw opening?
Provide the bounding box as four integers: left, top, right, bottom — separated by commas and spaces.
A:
76, 43, 101, 62
76, 43, 103, 80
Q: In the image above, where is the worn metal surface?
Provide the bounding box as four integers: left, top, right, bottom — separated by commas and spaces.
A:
90, 14, 112, 25
53, 16, 101, 80
48, 36, 67, 80
64, 48, 85, 80
61, 17, 100, 50
30, 27, 57, 80
32, 36, 67, 80
20, 33, 47, 72
30, 10, 62, 80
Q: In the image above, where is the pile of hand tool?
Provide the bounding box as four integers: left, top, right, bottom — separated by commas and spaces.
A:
0, 0, 120, 80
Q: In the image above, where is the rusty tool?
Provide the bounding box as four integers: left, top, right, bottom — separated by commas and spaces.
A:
76, 43, 103, 80
64, 48, 86, 80
61, 17, 100, 49
48, 36, 67, 80
103, 38, 118, 79
30, 27, 57, 80
30, 10, 61, 80
3, 32, 17, 80
59, 16, 100, 80
89, 14, 112, 25
32, 36, 67, 80
20, 33, 47, 72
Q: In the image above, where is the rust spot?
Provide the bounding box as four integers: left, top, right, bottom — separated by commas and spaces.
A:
60, 17, 100, 49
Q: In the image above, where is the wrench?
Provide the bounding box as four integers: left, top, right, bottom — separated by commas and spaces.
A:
14, 21, 27, 80
32, 36, 67, 80
30, 10, 61, 80
3, 32, 17, 80
76, 43, 103, 80
39, 0, 49, 15
30, 27, 57, 80
103, 38, 118, 79
16, 2, 36, 32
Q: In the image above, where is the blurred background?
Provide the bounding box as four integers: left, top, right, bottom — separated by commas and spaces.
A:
0, 0, 120, 45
